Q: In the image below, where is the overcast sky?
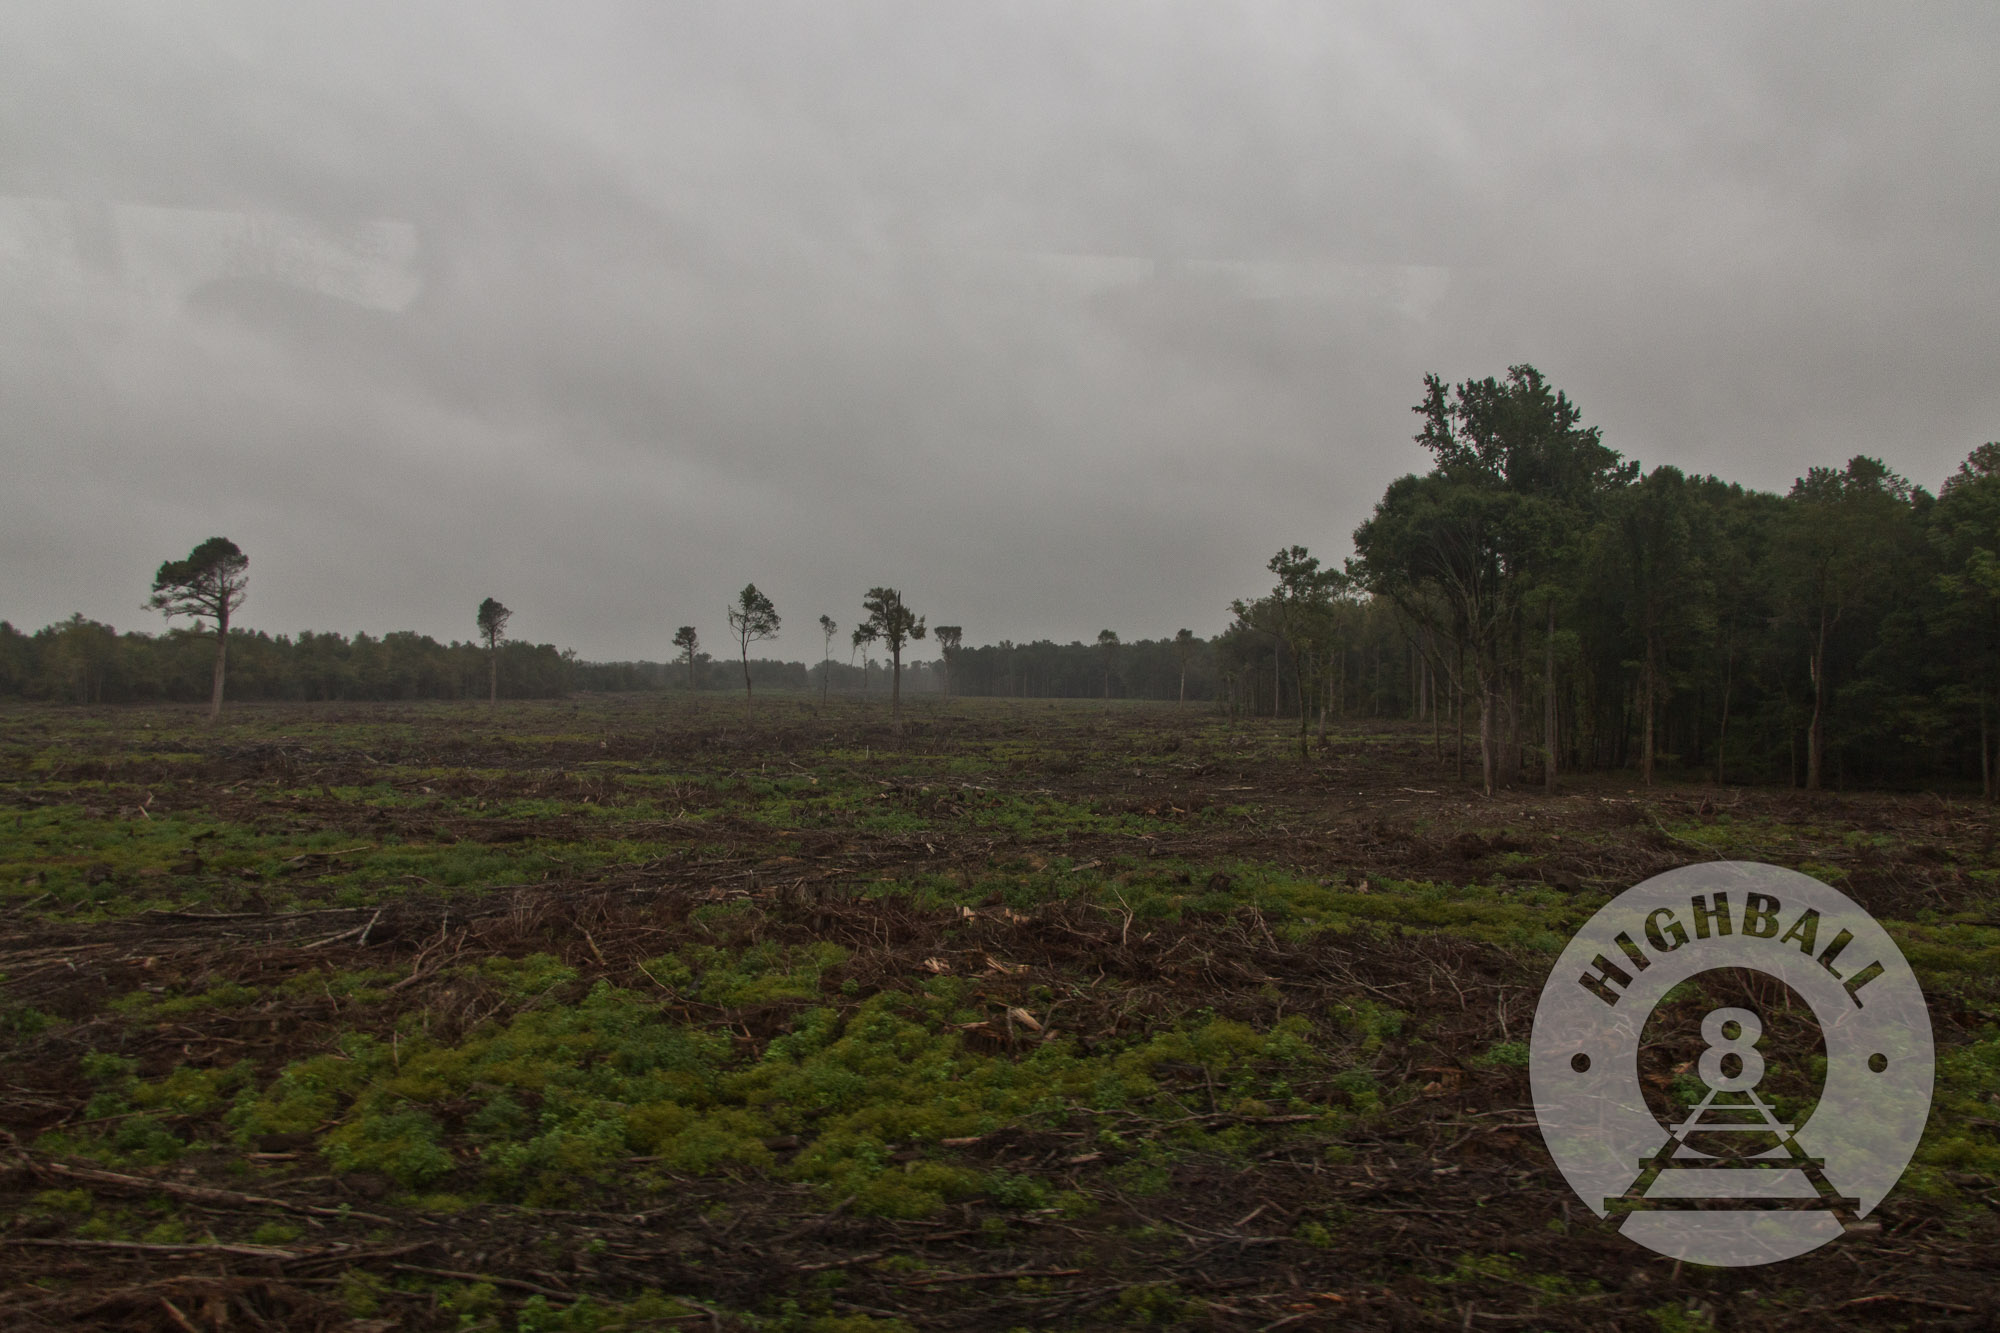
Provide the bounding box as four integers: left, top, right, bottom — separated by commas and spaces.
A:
4, 2, 1997, 660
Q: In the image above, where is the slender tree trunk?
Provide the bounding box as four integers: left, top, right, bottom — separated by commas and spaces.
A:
1982, 694, 1992, 802
1504, 614, 1522, 783
1807, 610, 1828, 790
1178, 663, 1186, 703
1543, 599, 1558, 794
1691, 682, 1704, 772
1715, 636, 1734, 786
1298, 645, 1311, 762
741, 644, 753, 722
1454, 644, 1466, 781
1641, 638, 1657, 785
1617, 680, 1630, 768
891, 648, 903, 728
1429, 656, 1441, 761
1317, 648, 1330, 746
1479, 673, 1497, 798
210, 614, 229, 721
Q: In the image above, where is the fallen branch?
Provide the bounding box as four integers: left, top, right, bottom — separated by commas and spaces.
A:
903, 1267, 1083, 1287
303, 908, 383, 950
19, 1157, 396, 1225
794, 1249, 889, 1273
1824, 1294, 1980, 1315
389, 1263, 577, 1301
2, 1238, 303, 1260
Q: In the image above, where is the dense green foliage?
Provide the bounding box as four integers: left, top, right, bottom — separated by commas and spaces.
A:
0, 621, 575, 703
1330, 368, 2000, 792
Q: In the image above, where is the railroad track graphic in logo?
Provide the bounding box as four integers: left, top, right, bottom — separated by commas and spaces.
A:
1529, 862, 1932, 1266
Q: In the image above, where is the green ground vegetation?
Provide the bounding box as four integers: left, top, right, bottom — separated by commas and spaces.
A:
4, 693, 1999, 1329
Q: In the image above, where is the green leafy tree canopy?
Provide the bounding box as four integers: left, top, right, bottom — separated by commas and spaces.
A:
148, 537, 248, 719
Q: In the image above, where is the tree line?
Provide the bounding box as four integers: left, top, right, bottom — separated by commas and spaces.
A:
0, 559, 963, 719
1216, 365, 2000, 796
7, 364, 1996, 796
0, 616, 574, 706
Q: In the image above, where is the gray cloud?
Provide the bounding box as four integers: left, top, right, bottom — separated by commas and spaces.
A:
3, 1, 1996, 658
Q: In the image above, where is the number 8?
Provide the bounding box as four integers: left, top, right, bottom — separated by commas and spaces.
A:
1698, 1006, 1765, 1092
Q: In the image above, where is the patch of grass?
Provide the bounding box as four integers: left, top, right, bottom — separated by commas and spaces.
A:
110, 979, 258, 1020
1471, 1040, 1530, 1070
218, 972, 1332, 1215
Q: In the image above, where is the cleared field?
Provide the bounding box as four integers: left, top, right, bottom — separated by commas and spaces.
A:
3, 693, 1998, 1331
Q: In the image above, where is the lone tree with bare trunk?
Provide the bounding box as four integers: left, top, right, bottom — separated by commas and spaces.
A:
672, 626, 699, 689
1172, 628, 1196, 702
476, 598, 511, 704
1096, 629, 1119, 700
818, 614, 837, 704
859, 587, 924, 727
851, 625, 874, 690
933, 625, 963, 698
149, 537, 248, 721
727, 584, 780, 719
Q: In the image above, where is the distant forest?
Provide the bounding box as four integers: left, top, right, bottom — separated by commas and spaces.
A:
0, 624, 579, 706
7, 365, 1998, 796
